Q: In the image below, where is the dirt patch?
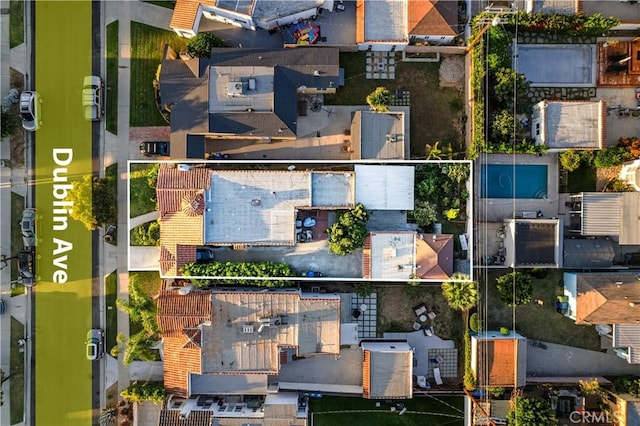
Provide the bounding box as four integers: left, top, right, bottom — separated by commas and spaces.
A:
439, 55, 465, 89
596, 166, 622, 191
8, 68, 25, 167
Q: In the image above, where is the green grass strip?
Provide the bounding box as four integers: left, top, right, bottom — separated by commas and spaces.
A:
35, 1, 94, 424
10, 318, 25, 424
130, 21, 186, 126
106, 21, 119, 134
10, 192, 25, 296
9, 0, 24, 48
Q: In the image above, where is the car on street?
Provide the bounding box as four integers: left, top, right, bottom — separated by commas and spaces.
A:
85, 329, 104, 361
0, 299, 5, 315
20, 208, 36, 249
19, 91, 41, 131
82, 76, 103, 121
140, 141, 170, 157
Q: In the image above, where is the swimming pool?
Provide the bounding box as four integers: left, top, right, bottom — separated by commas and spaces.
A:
481, 164, 548, 199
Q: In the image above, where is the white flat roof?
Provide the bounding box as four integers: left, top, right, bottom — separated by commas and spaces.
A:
355, 165, 414, 210
364, 0, 407, 42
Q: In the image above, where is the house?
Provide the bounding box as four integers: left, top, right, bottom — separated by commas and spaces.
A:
530, 100, 606, 151
157, 284, 341, 423
562, 238, 615, 270
620, 159, 640, 191
354, 164, 414, 210
563, 272, 640, 364
471, 331, 527, 388
155, 164, 354, 277
501, 218, 563, 269
407, 0, 458, 45
349, 110, 406, 160
362, 232, 454, 281
356, 0, 409, 51
169, 0, 329, 36
158, 47, 340, 159
567, 192, 640, 245
361, 341, 413, 399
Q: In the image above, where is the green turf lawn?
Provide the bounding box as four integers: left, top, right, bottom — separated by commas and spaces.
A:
10, 318, 25, 424
483, 269, 601, 351
9, 0, 24, 48
105, 272, 118, 353
324, 52, 465, 159
129, 163, 157, 217
127, 271, 162, 360
10, 192, 25, 296
130, 22, 186, 126
562, 165, 597, 193
310, 396, 464, 426
106, 21, 119, 134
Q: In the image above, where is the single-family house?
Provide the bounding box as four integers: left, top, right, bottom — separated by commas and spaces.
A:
500, 218, 563, 268
356, 0, 409, 51
169, 0, 329, 36
563, 272, 640, 364
157, 284, 341, 423
349, 110, 406, 160
361, 341, 413, 399
158, 46, 340, 159
604, 390, 640, 426
470, 331, 527, 388
530, 100, 606, 151
567, 192, 640, 245
155, 164, 355, 277
407, 0, 458, 45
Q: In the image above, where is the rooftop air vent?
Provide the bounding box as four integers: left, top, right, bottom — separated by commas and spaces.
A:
242, 324, 255, 334
227, 81, 244, 96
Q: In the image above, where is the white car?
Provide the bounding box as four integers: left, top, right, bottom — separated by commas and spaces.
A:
19, 91, 41, 131
82, 76, 103, 121
20, 208, 36, 249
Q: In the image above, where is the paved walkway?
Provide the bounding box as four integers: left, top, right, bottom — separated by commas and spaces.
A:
130, 211, 160, 229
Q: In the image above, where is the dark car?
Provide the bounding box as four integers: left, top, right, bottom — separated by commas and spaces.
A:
17, 251, 35, 286
86, 329, 104, 360
196, 247, 215, 263
140, 141, 169, 157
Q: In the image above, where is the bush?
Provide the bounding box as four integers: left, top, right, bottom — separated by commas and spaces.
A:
491, 110, 523, 141
130, 221, 161, 246
463, 329, 476, 390
412, 201, 438, 229
469, 312, 479, 332
66, 175, 117, 230
500, 327, 510, 336
613, 375, 640, 398
618, 136, 640, 158
186, 32, 224, 58
579, 379, 602, 396
594, 147, 631, 168
356, 282, 373, 297
559, 150, 582, 172
507, 396, 556, 426
182, 261, 295, 285
366, 87, 391, 112
529, 267, 549, 279
326, 204, 370, 255
496, 272, 533, 306
120, 381, 166, 405
443, 208, 460, 221
487, 387, 506, 398
1, 107, 19, 139
604, 178, 633, 192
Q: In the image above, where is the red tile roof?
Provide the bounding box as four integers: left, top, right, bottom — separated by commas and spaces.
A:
356, 0, 365, 44
170, 0, 216, 32
408, 0, 457, 37
157, 285, 211, 337
416, 234, 454, 280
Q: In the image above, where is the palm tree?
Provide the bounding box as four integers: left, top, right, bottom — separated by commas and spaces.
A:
441, 273, 479, 312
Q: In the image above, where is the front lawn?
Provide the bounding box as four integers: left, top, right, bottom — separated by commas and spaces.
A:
325, 52, 465, 158
310, 396, 464, 426
10, 318, 25, 424
129, 163, 157, 218
484, 269, 601, 351
127, 272, 162, 361
9, 0, 24, 48
10, 192, 25, 296
130, 22, 187, 127
106, 21, 119, 134
105, 272, 118, 353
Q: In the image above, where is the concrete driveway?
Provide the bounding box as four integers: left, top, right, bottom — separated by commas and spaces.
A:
596, 87, 640, 146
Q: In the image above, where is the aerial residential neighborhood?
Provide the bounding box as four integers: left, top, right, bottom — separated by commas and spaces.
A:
2, 1, 640, 426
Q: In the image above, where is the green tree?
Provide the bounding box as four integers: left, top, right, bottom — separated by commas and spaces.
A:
66, 175, 117, 230
491, 110, 524, 141
559, 149, 582, 172
496, 271, 533, 306
186, 32, 224, 58
507, 396, 556, 426
116, 275, 159, 335
118, 331, 159, 366
1, 107, 19, 139
120, 381, 166, 404
366, 86, 391, 112
469, 312, 480, 332
443, 163, 470, 184
412, 201, 438, 229
442, 273, 479, 311
493, 68, 532, 114
594, 147, 632, 168
327, 204, 370, 255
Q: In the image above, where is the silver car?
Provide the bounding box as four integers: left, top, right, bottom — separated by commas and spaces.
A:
86, 329, 104, 361
20, 209, 36, 249
19, 91, 41, 131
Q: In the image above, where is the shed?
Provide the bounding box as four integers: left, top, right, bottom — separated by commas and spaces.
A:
355, 165, 414, 210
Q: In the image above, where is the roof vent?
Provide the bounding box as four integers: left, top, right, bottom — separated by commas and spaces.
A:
313, 70, 322, 76
242, 324, 255, 334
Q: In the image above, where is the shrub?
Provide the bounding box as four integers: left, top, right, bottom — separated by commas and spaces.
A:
469, 312, 479, 332
487, 387, 506, 398
130, 221, 161, 246
613, 375, 640, 398
604, 178, 633, 192
507, 396, 556, 426
182, 261, 295, 285
579, 379, 602, 396
463, 329, 476, 390
326, 204, 370, 255
1, 107, 19, 139
491, 110, 523, 141
618, 136, 640, 158
594, 147, 631, 168
412, 201, 438, 229
496, 272, 533, 306
443, 208, 460, 221
366, 87, 391, 112
186, 32, 224, 58
559, 149, 582, 172
120, 381, 166, 405
529, 267, 549, 279
500, 327, 510, 336
356, 282, 373, 297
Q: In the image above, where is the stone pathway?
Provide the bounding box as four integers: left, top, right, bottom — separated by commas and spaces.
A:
527, 87, 596, 104
365, 51, 396, 80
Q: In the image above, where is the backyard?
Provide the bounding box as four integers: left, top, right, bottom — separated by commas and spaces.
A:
106, 21, 119, 134
129, 162, 157, 218
130, 22, 187, 126
309, 395, 464, 426
482, 269, 601, 351
325, 52, 465, 159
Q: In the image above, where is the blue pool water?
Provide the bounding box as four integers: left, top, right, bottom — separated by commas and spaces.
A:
481, 164, 548, 199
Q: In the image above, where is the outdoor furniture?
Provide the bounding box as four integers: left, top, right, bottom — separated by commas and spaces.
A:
412, 322, 421, 331
427, 312, 436, 320
424, 326, 434, 336
433, 367, 443, 385
419, 314, 427, 322
413, 303, 427, 317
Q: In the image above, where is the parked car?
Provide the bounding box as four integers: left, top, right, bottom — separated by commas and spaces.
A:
85, 329, 104, 361
19, 91, 41, 131
0, 299, 6, 315
140, 141, 170, 157
196, 247, 216, 263
20, 208, 36, 249
17, 251, 35, 286
82, 76, 103, 121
